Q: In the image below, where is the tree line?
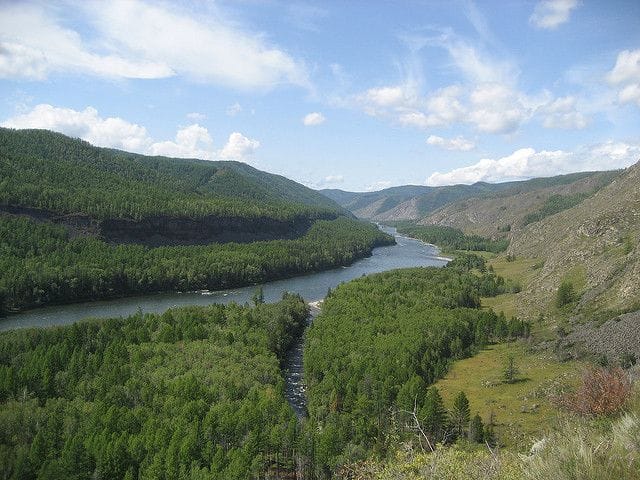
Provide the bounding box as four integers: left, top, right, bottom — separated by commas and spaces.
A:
395, 223, 509, 253
0, 216, 393, 313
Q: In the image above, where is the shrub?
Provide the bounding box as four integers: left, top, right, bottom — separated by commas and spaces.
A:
555, 366, 632, 416
555, 281, 575, 308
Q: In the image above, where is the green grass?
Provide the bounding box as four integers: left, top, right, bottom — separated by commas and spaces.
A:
434, 342, 582, 450
481, 256, 541, 319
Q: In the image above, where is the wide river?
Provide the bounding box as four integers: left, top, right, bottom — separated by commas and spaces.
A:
0, 225, 448, 416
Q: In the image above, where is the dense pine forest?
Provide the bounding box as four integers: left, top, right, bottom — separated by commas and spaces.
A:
0, 295, 308, 479
302, 257, 530, 477
0, 128, 343, 221
0, 216, 392, 313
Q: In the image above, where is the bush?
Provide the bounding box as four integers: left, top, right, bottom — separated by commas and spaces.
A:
555, 366, 632, 416
556, 281, 575, 308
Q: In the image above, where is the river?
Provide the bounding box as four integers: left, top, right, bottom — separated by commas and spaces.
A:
0, 226, 448, 416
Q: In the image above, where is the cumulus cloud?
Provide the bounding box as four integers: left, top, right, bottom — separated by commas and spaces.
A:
2, 104, 260, 163
1, 104, 151, 151
0, 0, 308, 89
426, 141, 640, 186
302, 112, 326, 126
468, 83, 529, 133
366, 180, 392, 192
426, 135, 475, 151
149, 124, 214, 159
540, 95, 588, 129
323, 175, 344, 183
218, 133, 260, 162
607, 49, 640, 107
530, 0, 579, 29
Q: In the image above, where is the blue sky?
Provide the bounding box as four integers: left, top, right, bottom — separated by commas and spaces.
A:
1, 0, 639, 191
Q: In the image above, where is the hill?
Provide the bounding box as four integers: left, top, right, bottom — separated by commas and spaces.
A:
0, 128, 348, 246
508, 162, 640, 322
0, 129, 393, 313
321, 172, 608, 222
420, 171, 618, 238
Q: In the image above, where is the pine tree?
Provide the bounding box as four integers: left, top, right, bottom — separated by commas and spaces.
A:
420, 386, 448, 443
468, 413, 484, 443
450, 391, 470, 439
502, 354, 520, 384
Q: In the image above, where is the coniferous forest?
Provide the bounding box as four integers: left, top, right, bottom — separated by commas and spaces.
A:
0, 253, 530, 479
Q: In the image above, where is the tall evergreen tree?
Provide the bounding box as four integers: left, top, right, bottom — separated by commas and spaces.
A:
468, 413, 484, 443
450, 391, 470, 439
420, 386, 448, 443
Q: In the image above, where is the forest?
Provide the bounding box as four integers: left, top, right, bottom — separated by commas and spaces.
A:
0, 216, 393, 313
0, 295, 308, 479
303, 258, 529, 477
395, 223, 510, 253
0, 128, 343, 222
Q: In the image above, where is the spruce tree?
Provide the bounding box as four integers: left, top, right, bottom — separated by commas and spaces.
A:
450, 391, 470, 439
468, 413, 484, 443
420, 386, 448, 443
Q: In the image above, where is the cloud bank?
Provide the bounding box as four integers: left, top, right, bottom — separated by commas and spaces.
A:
2, 104, 260, 163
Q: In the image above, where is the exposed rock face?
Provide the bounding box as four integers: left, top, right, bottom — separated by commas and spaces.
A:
1, 205, 335, 246
566, 311, 640, 360
100, 214, 324, 246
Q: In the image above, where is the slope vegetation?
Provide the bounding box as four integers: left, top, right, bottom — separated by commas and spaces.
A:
0, 128, 347, 245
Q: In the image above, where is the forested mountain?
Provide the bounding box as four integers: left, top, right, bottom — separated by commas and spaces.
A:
321, 171, 614, 222
0, 129, 394, 313
0, 128, 345, 222
420, 170, 618, 238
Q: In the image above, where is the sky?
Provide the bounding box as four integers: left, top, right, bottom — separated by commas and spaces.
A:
1, 0, 639, 192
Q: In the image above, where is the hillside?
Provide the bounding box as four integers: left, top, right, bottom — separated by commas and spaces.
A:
0, 129, 393, 313
321, 172, 608, 222
0, 128, 348, 246
508, 162, 640, 321
420, 171, 618, 238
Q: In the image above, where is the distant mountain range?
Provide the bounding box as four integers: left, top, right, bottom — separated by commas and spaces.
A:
322, 164, 639, 322
321, 171, 616, 223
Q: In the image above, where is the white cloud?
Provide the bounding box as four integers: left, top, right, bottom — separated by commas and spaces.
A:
607, 49, 640, 107
302, 112, 326, 126
2, 104, 260, 163
0, 4, 172, 80
366, 180, 392, 192
427, 135, 475, 151
540, 95, 588, 129
226, 103, 243, 116
426, 141, 640, 186
186, 112, 206, 121
1, 104, 151, 151
0, 1, 308, 89
218, 132, 260, 162
468, 83, 530, 134
149, 124, 214, 159
323, 175, 344, 183
530, 0, 579, 29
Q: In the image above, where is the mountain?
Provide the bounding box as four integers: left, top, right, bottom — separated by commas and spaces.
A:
0, 128, 393, 313
0, 128, 348, 245
321, 172, 609, 222
420, 171, 618, 238
508, 162, 639, 320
